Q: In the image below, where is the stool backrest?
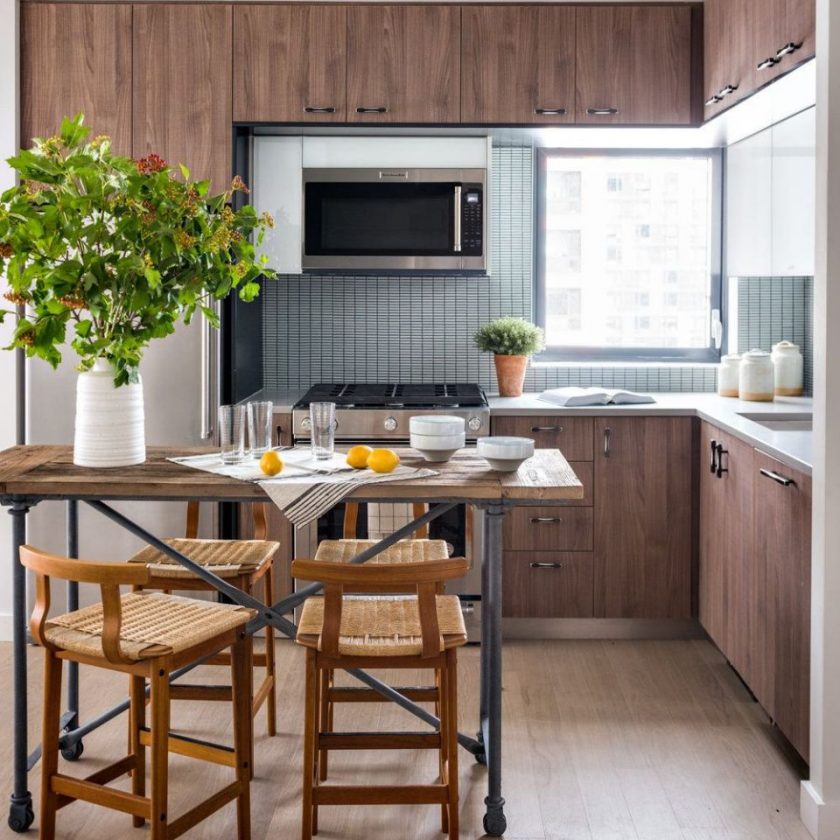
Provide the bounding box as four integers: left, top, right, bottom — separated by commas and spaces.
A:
20, 544, 151, 665
185, 500, 269, 541
342, 502, 430, 540
292, 556, 467, 659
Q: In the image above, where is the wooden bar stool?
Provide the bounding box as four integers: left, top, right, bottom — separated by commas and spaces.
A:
292, 555, 469, 840
21, 544, 254, 840
127, 501, 279, 736
312, 502, 461, 785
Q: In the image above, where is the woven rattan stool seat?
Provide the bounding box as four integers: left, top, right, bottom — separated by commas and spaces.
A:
45, 592, 256, 661
313, 539, 449, 565
128, 538, 279, 579
297, 595, 467, 656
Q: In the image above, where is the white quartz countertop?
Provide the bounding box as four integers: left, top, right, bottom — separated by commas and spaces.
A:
488, 392, 814, 474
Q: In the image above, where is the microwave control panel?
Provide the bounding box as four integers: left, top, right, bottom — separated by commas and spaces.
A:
461, 188, 483, 255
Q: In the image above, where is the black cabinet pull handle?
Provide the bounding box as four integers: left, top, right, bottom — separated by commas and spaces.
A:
356, 106, 388, 114
715, 443, 729, 478
705, 94, 723, 106
710, 440, 718, 473
530, 562, 565, 569
758, 56, 781, 70
603, 428, 612, 458
531, 425, 562, 433
304, 106, 336, 114
530, 517, 563, 524
760, 468, 795, 487
719, 84, 739, 96
535, 107, 567, 116
587, 107, 619, 116
775, 41, 802, 58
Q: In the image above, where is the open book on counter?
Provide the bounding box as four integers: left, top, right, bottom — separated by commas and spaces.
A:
537, 387, 656, 407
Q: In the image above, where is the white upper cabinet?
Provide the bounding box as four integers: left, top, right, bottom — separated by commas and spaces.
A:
771, 107, 816, 277
726, 106, 815, 278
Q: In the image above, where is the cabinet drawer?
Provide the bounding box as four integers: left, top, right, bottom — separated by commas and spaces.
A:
492, 416, 593, 461
504, 507, 593, 551
502, 551, 594, 618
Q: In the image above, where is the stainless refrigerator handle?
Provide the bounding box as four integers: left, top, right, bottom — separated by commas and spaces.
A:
453, 185, 462, 253
200, 305, 218, 440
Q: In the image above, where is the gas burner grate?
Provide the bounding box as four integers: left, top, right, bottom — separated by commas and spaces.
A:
297, 383, 487, 409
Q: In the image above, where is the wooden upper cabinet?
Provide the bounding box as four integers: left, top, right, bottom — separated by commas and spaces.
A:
21, 4, 132, 154
593, 417, 694, 618
233, 5, 347, 123
346, 5, 460, 123
754, 0, 815, 88
754, 451, 812, 761
133, 5, 233, 192
576, 5, 694, 125
461, 5, 576, 125
703, 0, 755, 118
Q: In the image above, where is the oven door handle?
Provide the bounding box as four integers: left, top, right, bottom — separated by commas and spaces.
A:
453, 185, 462, 253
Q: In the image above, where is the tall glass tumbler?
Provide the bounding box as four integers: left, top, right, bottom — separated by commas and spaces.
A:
310, 402, 336, 461
219, 404, 247, 464
247, 400, 274, 459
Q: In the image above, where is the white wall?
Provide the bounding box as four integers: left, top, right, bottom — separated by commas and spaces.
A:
801, 0, 840, 837
0, 0, 19, 639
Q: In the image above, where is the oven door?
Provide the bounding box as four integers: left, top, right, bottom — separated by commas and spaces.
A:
302, 168, 485, 273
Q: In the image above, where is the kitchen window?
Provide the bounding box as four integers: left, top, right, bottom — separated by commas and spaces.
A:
536, 150, 722, 363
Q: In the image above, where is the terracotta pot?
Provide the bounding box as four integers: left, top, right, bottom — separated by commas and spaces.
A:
494, 354, 528, 397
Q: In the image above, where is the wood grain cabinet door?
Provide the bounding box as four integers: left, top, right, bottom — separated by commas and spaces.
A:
461, 5, 575, 125
703, 0, 756, 119
576, 5, 693, 125
233, 5, 347, 123
492, 416, 593, 461
346, 5, 460, 123
593, 417, 694, 618
754, 451, 811, 760
21, 3, 132, 153
698, 424, 763, 697
503, 551, 594, 618
133, 5, 233, 192
753, 0, 815, 88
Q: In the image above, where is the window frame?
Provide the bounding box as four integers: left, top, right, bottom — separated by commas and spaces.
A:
534, 147, 724, 364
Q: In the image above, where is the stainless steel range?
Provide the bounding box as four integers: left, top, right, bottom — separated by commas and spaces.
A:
291, 382, 488, 642
292, 382, 491, 441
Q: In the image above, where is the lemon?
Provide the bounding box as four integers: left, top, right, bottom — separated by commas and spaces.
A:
366, 448, 400, 474
259, 450, 284, 476
346, 444, 374, 469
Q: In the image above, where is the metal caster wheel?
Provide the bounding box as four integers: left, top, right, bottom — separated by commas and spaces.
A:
483, 809, 507, 836
8, 797, 34, 833
61, 739, 84, 761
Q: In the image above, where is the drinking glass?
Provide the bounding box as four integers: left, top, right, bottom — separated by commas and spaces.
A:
219, 404, 247, 464
310, 402, 336, 461
247, 400, 274, 459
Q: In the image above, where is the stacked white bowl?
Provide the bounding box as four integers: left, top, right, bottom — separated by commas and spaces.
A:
410, 415, 466, 462
477, 436, 535, 472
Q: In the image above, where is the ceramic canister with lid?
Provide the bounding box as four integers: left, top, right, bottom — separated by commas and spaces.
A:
771, 340, 804, 396
717, 353, 741, 397
739, 349, 775, 402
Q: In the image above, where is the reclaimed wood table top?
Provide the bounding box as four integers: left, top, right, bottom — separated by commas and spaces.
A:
0, 445, 584, 505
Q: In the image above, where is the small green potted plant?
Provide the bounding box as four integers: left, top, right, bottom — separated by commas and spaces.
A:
474, 317, 545, 397
0, 114, 276, 467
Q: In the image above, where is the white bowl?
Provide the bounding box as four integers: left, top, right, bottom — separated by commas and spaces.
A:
414, 447, 461, 463
477, 436, 535, 472
410, 432, 466, 450
409, 415, 466, 437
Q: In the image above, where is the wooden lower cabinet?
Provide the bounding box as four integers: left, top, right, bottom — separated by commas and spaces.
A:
755, 451, 812, 760
593, 417, 695, 619
503, 551, 594, 618
492, 415, 593, 461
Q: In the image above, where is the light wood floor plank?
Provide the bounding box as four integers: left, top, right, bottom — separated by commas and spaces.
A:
0, 639, 810, 840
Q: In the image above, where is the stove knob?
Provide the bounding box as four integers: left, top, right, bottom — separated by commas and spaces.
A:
383, 416, 398, 432
467, 416, 483, 432
301, 417, 312, 432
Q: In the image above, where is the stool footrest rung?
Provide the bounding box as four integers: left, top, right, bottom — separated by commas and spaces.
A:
55, 755, 138, 810
170, 684, 232, 701
328, 686, 438, 703
139, 727, 236, 767
318, 732, 441, 750
52, 773, 150, 818
312, 784, 449, 806
167, 781, 242, 839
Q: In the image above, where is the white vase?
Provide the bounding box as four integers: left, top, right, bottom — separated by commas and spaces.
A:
73, 359, 146, 467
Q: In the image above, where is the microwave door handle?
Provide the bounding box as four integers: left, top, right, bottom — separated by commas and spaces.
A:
453, 185, 462, 253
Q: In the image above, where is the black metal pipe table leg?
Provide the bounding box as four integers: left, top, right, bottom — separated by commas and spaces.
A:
8, 500, 34, 833
481, 504, 507, 837
62, 500, 83, 761
476, 507, 491, 763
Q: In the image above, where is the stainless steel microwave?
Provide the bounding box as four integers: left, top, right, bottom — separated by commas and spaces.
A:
301, 168, 487, 273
